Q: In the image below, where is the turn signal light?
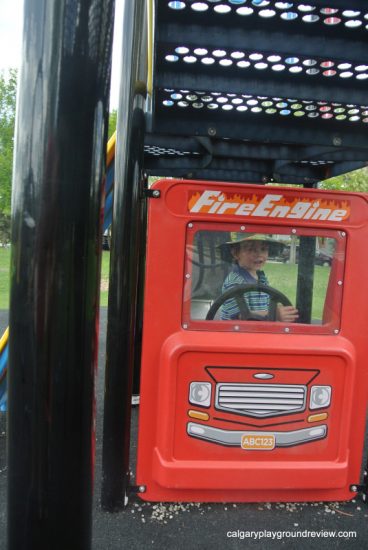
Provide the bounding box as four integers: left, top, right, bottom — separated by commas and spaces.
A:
307, 413, 328, 423
188, 410, 210, 421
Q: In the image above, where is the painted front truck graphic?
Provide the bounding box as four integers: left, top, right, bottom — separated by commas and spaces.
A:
187, 367, 330, 450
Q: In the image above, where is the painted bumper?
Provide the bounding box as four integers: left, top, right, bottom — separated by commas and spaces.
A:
187, 422, 327, 448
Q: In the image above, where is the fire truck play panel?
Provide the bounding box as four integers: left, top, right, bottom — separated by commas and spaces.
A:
136, 179, 368, 502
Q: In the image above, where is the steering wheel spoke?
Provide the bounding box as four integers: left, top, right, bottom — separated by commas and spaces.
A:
267, 299, 278, 322
234, 294, 251, 319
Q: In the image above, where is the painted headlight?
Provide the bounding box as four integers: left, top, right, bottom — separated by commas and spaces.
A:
310, 386, 332, 410
189, 382, 211, 408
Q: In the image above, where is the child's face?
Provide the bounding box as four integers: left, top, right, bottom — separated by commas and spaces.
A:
232, 240, 269, 272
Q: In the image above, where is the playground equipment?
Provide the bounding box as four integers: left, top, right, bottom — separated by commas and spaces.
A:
0, 328, 8, 412
137, 178, 368, 503
7, 0, 368, 548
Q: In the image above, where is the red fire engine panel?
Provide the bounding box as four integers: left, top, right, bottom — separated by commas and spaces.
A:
136, 179, 368, 502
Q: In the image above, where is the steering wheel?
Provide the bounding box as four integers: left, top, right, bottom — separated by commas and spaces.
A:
205, 283, 292, 321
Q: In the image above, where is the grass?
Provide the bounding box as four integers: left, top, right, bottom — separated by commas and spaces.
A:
0, 248, 10, 309
100, 251, 110, 306
0, 248, 111, 310
266, 262, 330, 321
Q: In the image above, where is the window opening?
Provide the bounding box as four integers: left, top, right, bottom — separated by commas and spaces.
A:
184, 224, 345, 334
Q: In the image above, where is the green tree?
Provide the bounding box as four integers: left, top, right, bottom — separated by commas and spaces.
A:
0, 68, 17, 242
320, 167, 368, 193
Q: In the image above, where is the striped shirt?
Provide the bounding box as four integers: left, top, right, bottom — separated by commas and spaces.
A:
220, 265, 270, 320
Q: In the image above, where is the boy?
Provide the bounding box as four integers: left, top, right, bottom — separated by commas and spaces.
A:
220, 233, 299, 322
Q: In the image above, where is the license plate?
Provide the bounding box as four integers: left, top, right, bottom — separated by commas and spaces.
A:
241, 433, 276, 451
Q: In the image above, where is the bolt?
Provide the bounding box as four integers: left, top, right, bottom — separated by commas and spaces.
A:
284, 327, 290, 333
340, 231, 346, 238
152, 189, 160, 197
185, 273, 191, 279
138, 485, 146, 493
333, 329, 339, 334
240, 226, 246, 231
208, 127, 216, 136
351, 485, 358, 492
291, 229, 297, 234
188, 223, 193, 228
333, 136, 342, 146
183, 324, 188, 329
234, 325, 240, 331
337, 280, 343, 286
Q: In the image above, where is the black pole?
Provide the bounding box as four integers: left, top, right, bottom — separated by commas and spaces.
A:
132, 187, 148, 398
7, 1, 115, 549
101, 0, 147, 510
296, 236, 316, 324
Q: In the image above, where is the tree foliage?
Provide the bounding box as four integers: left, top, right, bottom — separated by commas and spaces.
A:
0, 69, 17, 242
319, 166, 368, 193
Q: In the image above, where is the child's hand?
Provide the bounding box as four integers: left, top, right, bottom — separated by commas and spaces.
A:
277, 305, 299, 323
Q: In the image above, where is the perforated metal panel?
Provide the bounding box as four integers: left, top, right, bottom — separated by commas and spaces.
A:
144, 1, 368, 184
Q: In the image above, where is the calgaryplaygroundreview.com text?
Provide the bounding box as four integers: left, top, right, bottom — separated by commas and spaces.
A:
226, 529, 357, 541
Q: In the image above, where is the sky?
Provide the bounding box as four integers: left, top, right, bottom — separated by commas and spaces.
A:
0, 0, 24, 70
0, 0, 123, 110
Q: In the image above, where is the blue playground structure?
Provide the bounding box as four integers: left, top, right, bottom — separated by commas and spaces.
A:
0, 328, 8, 412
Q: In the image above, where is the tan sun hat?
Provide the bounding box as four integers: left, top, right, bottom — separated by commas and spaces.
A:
219, 232, 285, 262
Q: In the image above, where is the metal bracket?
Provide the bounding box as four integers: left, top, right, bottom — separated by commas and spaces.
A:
144, 188, 160, 198
128, 484, 146, 495
350, 471, 368, 503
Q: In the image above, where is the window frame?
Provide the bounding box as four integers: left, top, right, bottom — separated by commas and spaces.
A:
182, 221, 346, 335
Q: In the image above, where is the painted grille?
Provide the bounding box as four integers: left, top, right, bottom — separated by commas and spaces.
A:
216, 383, 306, 418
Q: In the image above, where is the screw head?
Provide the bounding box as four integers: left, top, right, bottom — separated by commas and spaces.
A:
183, 324, 188, 329
340, 231, 346, 238
291, 229, 297, 234
138, 485, 146, 493
333, 329, 339, 334
188, 223, 193, 228
234, 325, 240, 331
333, 136, 342, 146
284, 327, 290, 333
337, 280, 343, 286
152, 189, 160, 197
208, 127, 216, 136
351, 485, 357, 492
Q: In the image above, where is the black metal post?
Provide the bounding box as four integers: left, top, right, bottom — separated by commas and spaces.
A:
132, 188, 148, 398
101, 0, 147, 510
7, 1, 115, 549
296, 236, 316, 324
